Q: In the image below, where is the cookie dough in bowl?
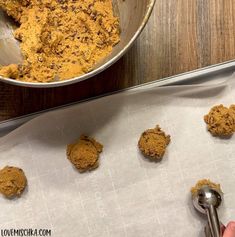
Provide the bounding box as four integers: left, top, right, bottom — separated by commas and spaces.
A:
0, 0, 156, 87
0, 0, 120, 82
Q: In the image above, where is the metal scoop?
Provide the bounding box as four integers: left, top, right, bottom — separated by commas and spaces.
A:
193, 185, 223, 237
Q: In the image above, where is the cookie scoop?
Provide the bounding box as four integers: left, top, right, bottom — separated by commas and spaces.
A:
193, 185, 223, 237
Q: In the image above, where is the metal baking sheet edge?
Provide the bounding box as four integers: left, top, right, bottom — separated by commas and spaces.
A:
0, 59, 235, 137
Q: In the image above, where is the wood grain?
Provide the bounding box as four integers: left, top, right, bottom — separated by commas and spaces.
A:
1, 0, 235, 121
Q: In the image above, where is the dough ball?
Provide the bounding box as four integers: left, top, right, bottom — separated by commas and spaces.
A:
0, 166, 27, 198
67, 135, 103, 172
204, 104, 235, 137
191, 179, 222, 198
138, 125, 170, 160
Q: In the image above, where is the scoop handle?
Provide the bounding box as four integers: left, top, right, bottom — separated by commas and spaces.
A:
205, 205, 222, 237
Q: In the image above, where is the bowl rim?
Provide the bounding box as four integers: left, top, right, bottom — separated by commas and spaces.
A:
0, 0, 156, 88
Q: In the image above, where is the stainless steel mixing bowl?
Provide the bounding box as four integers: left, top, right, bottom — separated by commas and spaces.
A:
0, 0, 156, 88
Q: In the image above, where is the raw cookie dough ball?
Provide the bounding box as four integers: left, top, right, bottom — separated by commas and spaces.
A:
138, 125, 171, 160
191, 179, 222, 198
0, 166, 27, 198
204, 104, 235, 137
67, 135, 103, 172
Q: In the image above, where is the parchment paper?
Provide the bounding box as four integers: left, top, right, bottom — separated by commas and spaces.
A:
1, 76, 235, 237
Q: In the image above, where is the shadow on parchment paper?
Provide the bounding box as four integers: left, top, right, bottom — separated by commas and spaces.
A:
137, 148, 170, 170
152, 83, 228, 99
175, 85, 228, 99
198, 228, 206, 237
0, 94, 129, 148
113, 81, 228, 112
0, 82, 229, 148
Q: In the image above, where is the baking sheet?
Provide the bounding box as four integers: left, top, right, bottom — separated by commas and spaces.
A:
0, 75, 235, 237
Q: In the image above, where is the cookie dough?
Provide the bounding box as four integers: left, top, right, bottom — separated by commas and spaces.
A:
67, 135, 103, 172
138, 125, 171, 160
0, 166, 27, 198
191, 179, 222, 197
204, 104, 235, 137
0, 0, 120, 82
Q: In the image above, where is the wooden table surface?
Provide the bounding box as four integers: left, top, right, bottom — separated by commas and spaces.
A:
0, 0, 235, 121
